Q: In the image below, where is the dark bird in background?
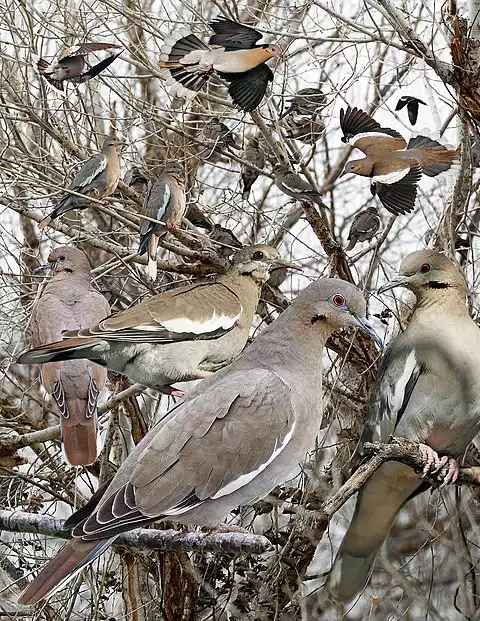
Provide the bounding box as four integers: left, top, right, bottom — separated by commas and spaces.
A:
138, 162, 187, 281
274, 164, 328, 211
280, 87, 327, 118
345, 206, 380, 251
340, 106, 458, 216
241, 136, 265, 200
17, 278, 380, 605
17, 246, 300, 394
185, 203, 214, 231
159, 16, 282, 112
36, 43, 123, 91
208, 224, 243, 257
124, 166, 149, 196
284, 115, 326, 144
199, 117, 240, 151
395, 95, 426, 125
281, 88, 327, 145
29, 247, 110, 466
39, 136, 124, 229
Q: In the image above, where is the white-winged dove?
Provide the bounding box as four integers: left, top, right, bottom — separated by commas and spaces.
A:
284, 114, 326, 144
280, 87, 328, 118
241, 136, 265, 200
185, 203, 214, 231
39, 137, 124, 229
339, 106, 459, 215
345, 206, 380, 251
138, 162, 186, 281
29, 246, 110, 466
327, 250, 480, 603
274, 164, 328, 210
199, 117, 240, 152
18, 277, 381, 604
124, 166, 149, 196
159, 16, 282, 112
17, 246, 300, 394
395, 95, 426, 125
36, 43, 122, 91
208, 224, 243, 257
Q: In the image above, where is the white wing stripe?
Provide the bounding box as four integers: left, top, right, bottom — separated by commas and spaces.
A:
78, 158, 107, 188
154, 310, 241, 334
387, 349, 418, 415
373, 168, 411, 184
210, 422, 296, 500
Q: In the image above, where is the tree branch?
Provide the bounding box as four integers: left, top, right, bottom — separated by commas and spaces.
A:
0, 510, 273, 555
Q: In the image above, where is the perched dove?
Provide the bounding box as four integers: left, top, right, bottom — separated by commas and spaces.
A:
241, 136, 265, 200
18, 246, 299, 394
18, 276, 380, 604
327, 250, 480, 602
280, 88, 327, 118
28, 246, 110, 466
138, 162, 187, 281
159, 16, 282, 112
345, 206, 381, 251
39, 137, 124, 229
124, 166, 149, 196
274, 164, 328, 210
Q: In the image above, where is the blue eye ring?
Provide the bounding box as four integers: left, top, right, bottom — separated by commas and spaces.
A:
329, 294, 347, 308
418, 262, 432, 274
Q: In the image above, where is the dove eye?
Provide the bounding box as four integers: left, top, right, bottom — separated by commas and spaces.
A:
252, 251, 265, 260
59, 255, 66, 261
331, 294, 346, 308
419, 262, 432, 273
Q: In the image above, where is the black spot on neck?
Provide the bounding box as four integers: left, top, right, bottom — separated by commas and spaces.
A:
311, 314, 326, 324
428, 281, 449, 289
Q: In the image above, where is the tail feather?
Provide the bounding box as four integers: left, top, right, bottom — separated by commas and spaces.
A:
146, 235, 159, 281
17, 337, 107, 366
61, 410, 100, 467
326, 466, 421, 602
18, 537, 114, 605
345, 237, 356, 252
159, 31, 210, 99
407, 135, 459, 177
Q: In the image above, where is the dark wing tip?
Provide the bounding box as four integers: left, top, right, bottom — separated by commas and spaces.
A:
219, 64, 273, 111
373, 165, 422, 215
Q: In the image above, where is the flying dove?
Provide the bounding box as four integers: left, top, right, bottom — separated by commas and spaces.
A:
36, 42, 122, 91
159, 16, 282, 112
395, 95, 427, 125
340, 106, 459, 216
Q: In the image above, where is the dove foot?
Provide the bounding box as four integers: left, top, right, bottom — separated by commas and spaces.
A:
418, 443, 459, 486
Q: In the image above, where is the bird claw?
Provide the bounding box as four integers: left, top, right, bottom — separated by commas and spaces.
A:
418, 443, 459, 486
157, 385, 185, 398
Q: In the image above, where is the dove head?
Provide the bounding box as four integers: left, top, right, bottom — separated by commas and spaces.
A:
231, 244, 301, 285
285, 278, 382, 347
341, 158, 374, 178
102, 136, 126, 154
46, 246, 92, 275
378, 250, 467, 300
